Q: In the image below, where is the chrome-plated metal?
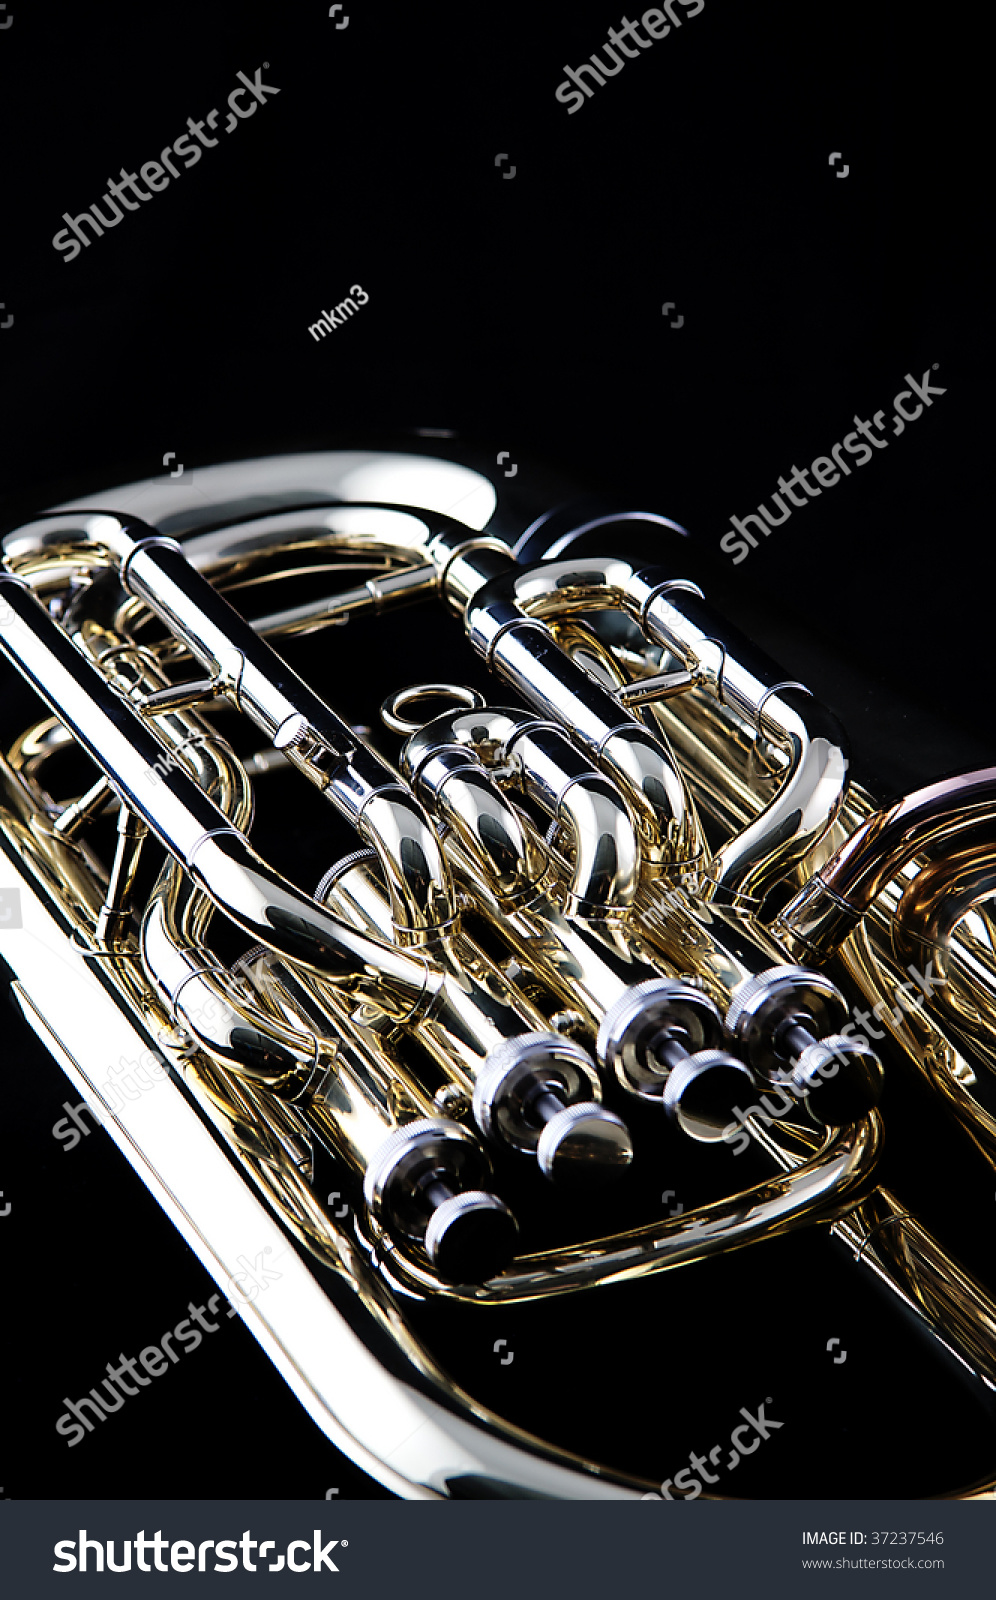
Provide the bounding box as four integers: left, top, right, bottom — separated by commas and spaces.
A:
96, 801, 147, 947
726, 965, 849, 1079
3, 448, 996, 1500
318, 854, 634, 1185
403, 704, 639, 911
362, 1118, 517, 1281
598, 976, 747, 1110
53, 773, 114, 836
614, 667, 699, 707
380, 682, 486, 736
400, 703, 723, 1097
0, 572, 431, 1010
471, 1032, 632, 1186
726, 965, 884, 1128
485, 556, 848, 909
663, 1049, 755, 1142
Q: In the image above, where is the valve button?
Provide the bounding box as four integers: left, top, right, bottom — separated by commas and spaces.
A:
536, 1102, 634, 1187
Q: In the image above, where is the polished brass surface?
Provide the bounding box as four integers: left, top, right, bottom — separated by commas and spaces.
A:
3, 456, 996, 1498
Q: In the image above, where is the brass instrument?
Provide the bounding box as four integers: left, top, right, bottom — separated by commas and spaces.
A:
3, 448, 995, 1498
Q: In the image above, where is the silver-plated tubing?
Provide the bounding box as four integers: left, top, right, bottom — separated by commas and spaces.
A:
320, 857, 634, 1181
96, 802, 148, 946
402, 705, 639, 912
417, 752, 544, 900
143, 894, 319, 1096
122, 526, 456, 936
4, 454, 995, 1495
614, 668, 699, 707
0, 573, 431, 1010
385, 1113, 884, 1303
204, 950, 518, 1281
319, 857, 558, 1084
370, 518, 699, 874
467, 606, 696, 871
175, 501, 483, 582
445, 832, 700, 1081
232, 943, 441, 1166
401, 707, 715, 1090
137, 677, 220, 715
252, 561, 439, 638
53, 774, 114, 836
147, 898, 519, 1282
6, 511, 456, 938
833, 1187, 996, 1396
471, 555, 849, 908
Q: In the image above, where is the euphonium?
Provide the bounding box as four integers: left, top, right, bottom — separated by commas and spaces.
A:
3, 447, 995, 1498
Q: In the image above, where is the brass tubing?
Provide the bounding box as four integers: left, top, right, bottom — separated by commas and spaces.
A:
402, 705, 640, 912
0, 572, 432, 1011
323, 860, 566, 1084
400, 708, 697, 1077
377, 1114, 884, 1303
476, 555, 848, 909
778, 768, 996, 960
317, 857, 635, 1184
4, 510, 456, 938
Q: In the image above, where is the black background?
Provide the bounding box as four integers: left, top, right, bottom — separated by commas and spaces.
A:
1, 0, 993, 1500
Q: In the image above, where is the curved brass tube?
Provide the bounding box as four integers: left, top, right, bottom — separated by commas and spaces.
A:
833, 1188, 996, 1395
3, 510, 456, 940
492, 555, 848, 909
320, 858, 571, 1088
7, 458, 996, 1498
410, 756, 543, 901
143, 891, 320, 1095
374, 1113, 883, 1302
778, 767, 996, 960
0, 571, 432, 1014
403, 705, 639, 912
297, 513, 699, 873
837, 915, 996, 1166
463, 597, 699, 872
891, 821, 996, 1074
579, 611, 996, 1164
399, 706, 708, 1078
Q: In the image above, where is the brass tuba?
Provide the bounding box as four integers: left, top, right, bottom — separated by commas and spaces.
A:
3, 447, 995, 1498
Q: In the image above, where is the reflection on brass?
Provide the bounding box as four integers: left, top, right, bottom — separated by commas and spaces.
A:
1, 454, 995, 1499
